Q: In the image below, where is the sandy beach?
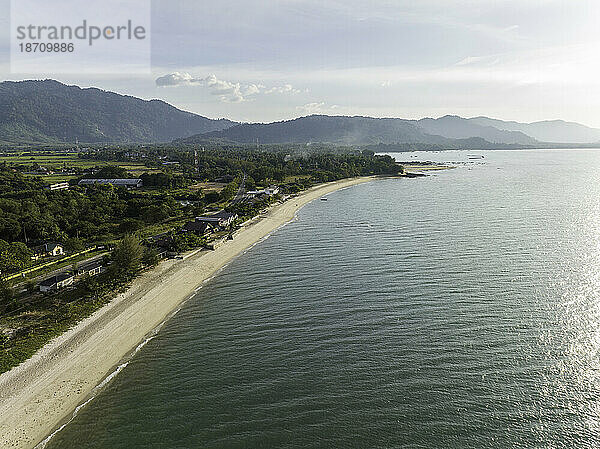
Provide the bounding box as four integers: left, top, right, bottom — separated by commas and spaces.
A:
0, 176, 379, 449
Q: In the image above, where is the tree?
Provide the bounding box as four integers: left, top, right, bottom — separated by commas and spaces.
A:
0, 333, 8, 349
0, 240, 32, 274
111, 234, 144, 276
25, 279, 36, 294
0, 277, 14, 304
92, 166, 129, 179
142, 247, 160, 267
119, 218, 144, 234
204, 191, 220, 204
64, 237, 85, 253
141, 205, 169, 223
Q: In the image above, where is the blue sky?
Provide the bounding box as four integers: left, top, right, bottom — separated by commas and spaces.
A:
1, 0, 600, 126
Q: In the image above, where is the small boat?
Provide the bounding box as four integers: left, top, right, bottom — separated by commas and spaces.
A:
468, 155, 484, 159
320, 197, 328, 201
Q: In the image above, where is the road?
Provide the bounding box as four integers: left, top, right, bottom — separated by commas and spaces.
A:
230, 172, 246, 204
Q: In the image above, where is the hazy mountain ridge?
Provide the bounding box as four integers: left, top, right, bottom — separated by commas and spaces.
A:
1, 79, 599, 148
469, 116, 600, 144
0, 79, 236, 145
415, 115, 537, 145
182, 113, 600, 148
177, 115, 539, 148
185, 115, 455, 146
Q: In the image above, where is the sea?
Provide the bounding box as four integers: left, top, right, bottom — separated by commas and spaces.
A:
45, 149, 600, 448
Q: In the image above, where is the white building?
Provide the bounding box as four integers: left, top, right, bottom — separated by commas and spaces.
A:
46, 182, 69, 191
247, 185, 280, 197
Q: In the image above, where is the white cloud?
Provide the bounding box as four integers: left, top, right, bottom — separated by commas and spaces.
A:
155, 72, 199, 86
265, 84, 301, 94
155, 73, 301, 103
297, 102, 339, 115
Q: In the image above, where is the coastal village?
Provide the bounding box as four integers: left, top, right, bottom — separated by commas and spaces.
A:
0, 145, 405, 376
5, 175, 282, 296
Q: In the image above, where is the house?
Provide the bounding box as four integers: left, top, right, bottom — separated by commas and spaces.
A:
78, 178, 143, 188
182, 211, 238, 235
76, 260, 103, 277
31, 242, 64, 260
147, 232, 173, 250
39, 272, 74, 292
247, 185, 280, 197
46, 243, 64, 256
195, 211, 238, 228
45, 182, 69, 191
182, 220, 211, 235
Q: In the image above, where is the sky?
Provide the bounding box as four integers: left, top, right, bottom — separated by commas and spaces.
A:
1, 0, 600, 126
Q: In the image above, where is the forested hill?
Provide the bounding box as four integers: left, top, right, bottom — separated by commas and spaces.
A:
0, 80, 235, 145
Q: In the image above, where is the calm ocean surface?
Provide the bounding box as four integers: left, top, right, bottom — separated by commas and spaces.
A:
47, 150, 600, 448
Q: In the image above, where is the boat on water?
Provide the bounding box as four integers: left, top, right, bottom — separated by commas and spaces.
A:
320, 197, 328, 201
468, 155, 484, 159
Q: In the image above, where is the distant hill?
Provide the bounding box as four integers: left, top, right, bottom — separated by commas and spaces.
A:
414, 115, 537, 145
177, 114, 536, 148
183, 115, 451, 146
469, 117, 600, 144
0, 79, 235, 145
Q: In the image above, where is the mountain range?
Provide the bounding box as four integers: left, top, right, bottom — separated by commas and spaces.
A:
1, 79, 599, 148
0, 79, 234, 145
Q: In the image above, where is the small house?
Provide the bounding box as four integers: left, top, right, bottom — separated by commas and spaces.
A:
31, 242, 64, 260
45, 243, 64, 257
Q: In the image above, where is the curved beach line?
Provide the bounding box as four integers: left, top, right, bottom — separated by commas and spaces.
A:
0, 175, 383, 449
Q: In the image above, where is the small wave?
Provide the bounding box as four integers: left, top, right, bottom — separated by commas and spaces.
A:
35, 359, 130, 449
35, 316, 169, 448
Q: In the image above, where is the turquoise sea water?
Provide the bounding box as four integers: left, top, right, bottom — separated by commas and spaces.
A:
47, 150, 600, 448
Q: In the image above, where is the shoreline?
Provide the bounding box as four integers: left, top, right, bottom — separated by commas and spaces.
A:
0, 175, 383, 449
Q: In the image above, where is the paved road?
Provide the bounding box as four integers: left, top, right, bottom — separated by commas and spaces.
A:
231, 172, 246, 205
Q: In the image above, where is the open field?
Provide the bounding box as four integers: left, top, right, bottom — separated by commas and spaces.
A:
191, 181, 227, 192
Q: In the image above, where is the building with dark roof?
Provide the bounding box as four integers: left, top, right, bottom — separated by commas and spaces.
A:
194, 211, 238, 228
182, 220, 211, 235
39, 272, 74, 293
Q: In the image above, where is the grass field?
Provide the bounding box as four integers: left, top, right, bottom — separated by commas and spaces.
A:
1, 152, 171, 182
191, 181, 226, 192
